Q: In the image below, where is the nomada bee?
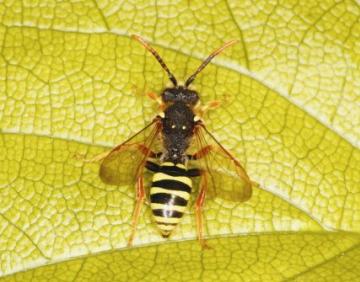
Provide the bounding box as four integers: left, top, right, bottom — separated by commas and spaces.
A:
84, 35, 253, 248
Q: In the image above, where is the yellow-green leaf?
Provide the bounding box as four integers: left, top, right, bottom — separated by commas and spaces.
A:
0, 0, 359, 281
2, 233, 360, 282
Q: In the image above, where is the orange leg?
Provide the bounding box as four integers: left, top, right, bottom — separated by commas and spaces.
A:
137, 144, 161, 158
146, 92, 165, 111
146, 92, 162, 104
190, 145, 212, 160
194, 100, 221, 118
127, 176, 145, 246
132, 84, 164, 110
195, 171, 211, 249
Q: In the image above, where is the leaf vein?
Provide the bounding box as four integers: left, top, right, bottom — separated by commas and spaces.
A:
0, 213, 50, 260
282, 241, 360, 281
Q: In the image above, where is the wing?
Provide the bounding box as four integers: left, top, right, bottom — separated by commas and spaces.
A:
99, 118, 162, 185
190, 123, 252, 202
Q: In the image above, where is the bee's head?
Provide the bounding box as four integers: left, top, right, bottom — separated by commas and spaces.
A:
161, 86, 199, 106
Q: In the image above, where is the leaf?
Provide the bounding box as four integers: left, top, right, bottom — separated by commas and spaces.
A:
1, 233, 360, 282
0, 0, 359, 280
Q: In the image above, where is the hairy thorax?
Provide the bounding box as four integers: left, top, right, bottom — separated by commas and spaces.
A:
162, 102, 195, 164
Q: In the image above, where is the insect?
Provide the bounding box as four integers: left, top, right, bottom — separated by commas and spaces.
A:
88, 35, 253, 248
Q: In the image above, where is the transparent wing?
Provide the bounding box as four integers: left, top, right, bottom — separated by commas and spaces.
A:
191, 123, 252, 202
99, 118, 162, 185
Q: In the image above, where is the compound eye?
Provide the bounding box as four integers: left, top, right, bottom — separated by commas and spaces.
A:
162, 89, 176, 103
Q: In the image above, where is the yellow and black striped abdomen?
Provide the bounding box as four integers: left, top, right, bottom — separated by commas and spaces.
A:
150, 162, 192, 238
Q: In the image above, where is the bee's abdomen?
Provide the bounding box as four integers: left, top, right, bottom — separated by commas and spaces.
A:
150, 162, 191, 238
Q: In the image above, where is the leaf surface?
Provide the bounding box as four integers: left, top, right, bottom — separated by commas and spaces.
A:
0, 0, 359, 280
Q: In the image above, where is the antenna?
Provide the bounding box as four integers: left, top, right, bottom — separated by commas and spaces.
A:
185, 39, 238, 87
132, 35, 178, 86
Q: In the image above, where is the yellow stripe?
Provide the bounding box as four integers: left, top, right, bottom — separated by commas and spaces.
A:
161, 162, 174, 167
150, 187, 190, 200
157, 224, 176, 231
154, 216, 181, 224
160, 162, 186, 169
153, 172, 192, 187
150, 203, 187, 212
176, 163, 186, 169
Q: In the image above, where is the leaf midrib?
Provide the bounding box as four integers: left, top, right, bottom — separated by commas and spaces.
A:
0, 231, 358, 279
282, 241, 360, 281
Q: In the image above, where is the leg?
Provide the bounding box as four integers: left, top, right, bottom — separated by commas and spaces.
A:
146, 92, 165, 111
195, 171, 211, 249
128, 176, 145, 246
127, 148, 162, 245
193, 124, 253, 195
188, 150, 212, 249
138, 144, 162, 159
202, 100, 221, 111
131, 84, 162, 106
146, 92, 162, 105
194, 100, 221, 118
188, 145, 212, 160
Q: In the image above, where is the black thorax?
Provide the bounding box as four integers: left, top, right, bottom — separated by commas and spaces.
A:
161, 101, 195, 164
